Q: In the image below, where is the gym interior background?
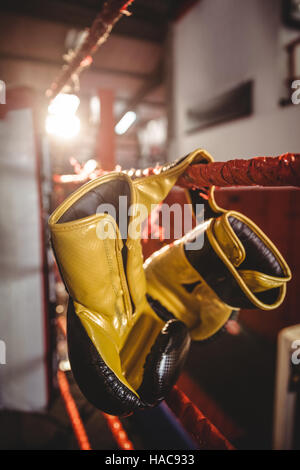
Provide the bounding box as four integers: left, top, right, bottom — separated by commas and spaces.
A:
0, 0, 299, 450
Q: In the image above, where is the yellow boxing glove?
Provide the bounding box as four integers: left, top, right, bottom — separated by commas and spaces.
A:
49, 149, 212, 415
145, 209, 291, 341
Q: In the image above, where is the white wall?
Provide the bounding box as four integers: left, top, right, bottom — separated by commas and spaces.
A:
170, 0, 300, 161
0, 108, 48, 411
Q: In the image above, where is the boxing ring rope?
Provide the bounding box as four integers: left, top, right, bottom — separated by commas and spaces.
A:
165, 387, 234, 450
56, 316, 134, 450
177, 153, 300, 189
46, 0, 135, 100
53, 153, 300, 188
57, 370, 92, 450
102, 413, 134, 450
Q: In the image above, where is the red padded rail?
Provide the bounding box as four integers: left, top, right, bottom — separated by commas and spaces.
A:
177, 153, 300, 188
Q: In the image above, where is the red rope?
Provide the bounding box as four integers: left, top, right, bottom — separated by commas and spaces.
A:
102, 413, 134, 450
56, 316, 134, 450
177, 153, 300, 188
54, 153, 300, 188
165, 386, 235, 450
57, 370, 92, 450
46, 0, 135, 99
121, 0, 135, 10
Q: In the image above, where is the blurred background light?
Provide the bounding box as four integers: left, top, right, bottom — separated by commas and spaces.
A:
115, 111, 136, 135
45, 114, 80, 139
90, 96, 101, 124
48, 93, 80, 116
46, 93, 80, 139
83, 159, 98, 175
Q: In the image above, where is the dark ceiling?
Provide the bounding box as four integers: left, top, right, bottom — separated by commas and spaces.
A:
0, 0, 195, 42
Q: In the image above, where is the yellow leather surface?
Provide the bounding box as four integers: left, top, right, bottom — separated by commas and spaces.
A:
212, 214, 246, 266
144, 236, 233, 341
207, 211, 291, 310
133, 148, 214, 215
51, 213, 132, 326
238, 270, 287, 292
49, 149, 212, 394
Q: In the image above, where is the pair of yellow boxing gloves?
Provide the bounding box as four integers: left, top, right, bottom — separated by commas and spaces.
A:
49, 149, 291, 416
